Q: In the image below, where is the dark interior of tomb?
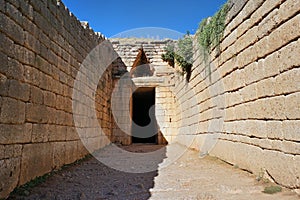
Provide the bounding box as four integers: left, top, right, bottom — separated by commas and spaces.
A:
132, 87, 158, 144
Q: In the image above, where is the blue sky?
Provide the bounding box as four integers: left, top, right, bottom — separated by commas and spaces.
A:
62, 0, 227, 39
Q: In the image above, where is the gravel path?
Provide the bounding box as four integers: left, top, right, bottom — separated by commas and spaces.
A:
8, 143, 299, 200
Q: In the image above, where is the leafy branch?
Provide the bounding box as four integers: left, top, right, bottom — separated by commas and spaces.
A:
196, 2, 230, 80
161, 33, 193, 82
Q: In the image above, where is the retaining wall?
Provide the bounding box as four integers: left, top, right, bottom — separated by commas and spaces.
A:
173, 0, 300, 188
0, 0, 122, 198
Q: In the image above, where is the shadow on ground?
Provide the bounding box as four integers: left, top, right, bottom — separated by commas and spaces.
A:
8, 144, 167, 200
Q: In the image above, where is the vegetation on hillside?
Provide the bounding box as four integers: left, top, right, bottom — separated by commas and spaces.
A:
162, 1, 230, 82
161, 33, 193, 82
196, 2, 229, 80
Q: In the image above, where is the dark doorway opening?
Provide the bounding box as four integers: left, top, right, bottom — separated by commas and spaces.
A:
132, 87, 158, 144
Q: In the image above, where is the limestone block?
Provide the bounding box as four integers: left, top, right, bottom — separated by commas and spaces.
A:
52, 142, 66, 169
4, 57, 24, 81
256, 77, 276, 98
0, 145, 3, 160
43, 90, 56, 108
269, 96, 287, 119
276, 69, 300, 95
237, 25, 258, 54
24, 65, 41, 86
0, 123, 32, 144
282, 140, 300, 155
240, 82, 258, 102
278, 0, 300, 23
257, 9, 279, 40
224, 106, 236, 121
35, 55, 51, 76
263, 51, 280, 78
285, 93, 300, 119
19, 143, 53, 185
244, 62, 262, 85
0, 158, 21, 199
0, 97, 25, 124
3, 144, 22, 159
47, 107, 57, 124
248, 120, 267, 138
222, 29, 237, 52
29, 85, 44, 104
245, 101, 261, 119
9, 80, 29, 102
65, 141, 79, 164
282, 120, 299, 141
48, 125, 66, 142
225, 0, 260, 35
266, 121, 284, 140
19, 2, 33, 20
0, 73, 9, 96
25, 103, 48, 123
64, 113, 73, 126
255, 138, 273, 150
250, 0, 282, 32
32, 124, 49, 142
278, 39, 300, 73
33, 11, 51, 39
55, 94, 67, 110
0, 12, 23, 45
263, 150, 299, 188
231, 91, 243, 108
230, 69, 246, 91
267, 14, 300, 55
0, 47, 8, 72
234, 104, 248, 120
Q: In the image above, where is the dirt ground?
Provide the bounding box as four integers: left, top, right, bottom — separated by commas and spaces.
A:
8, 143, 299, 200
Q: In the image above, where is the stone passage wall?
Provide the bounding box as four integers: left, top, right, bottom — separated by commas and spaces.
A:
0, 0, 120, 198
156, 86, 179, 143
173, 0, 300, 188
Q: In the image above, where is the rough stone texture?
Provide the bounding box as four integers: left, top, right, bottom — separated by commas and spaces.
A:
0, 0, 124, 198
171, 0, 300, 189
110, 38, 173, 72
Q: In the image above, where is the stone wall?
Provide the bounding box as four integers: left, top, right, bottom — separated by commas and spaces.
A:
110, 38, 172, 72
0, 0, 123, 198
172, 0, 300, 188
110, 38, 178, 145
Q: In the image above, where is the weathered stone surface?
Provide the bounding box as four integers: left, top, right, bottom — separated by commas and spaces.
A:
29, 85, 44, 104
3, 144, 22, 159
0, 158, 21, 198
0, 0, 110, 198
175, 0, 300, 190
43, 90, 56, 108
52, 142, 66, 169
0, 12, 24, 45
19, 143, 53, 185
25, 103, 48, 123
0, 124, 32, 144
285, 93, 300, 119
0, 73, 9, 96
49, 125, 66, 142
0, 97, 25, 124
282, 120, 299, 141
32, 124, 49, 142
8, 79, 30, 101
